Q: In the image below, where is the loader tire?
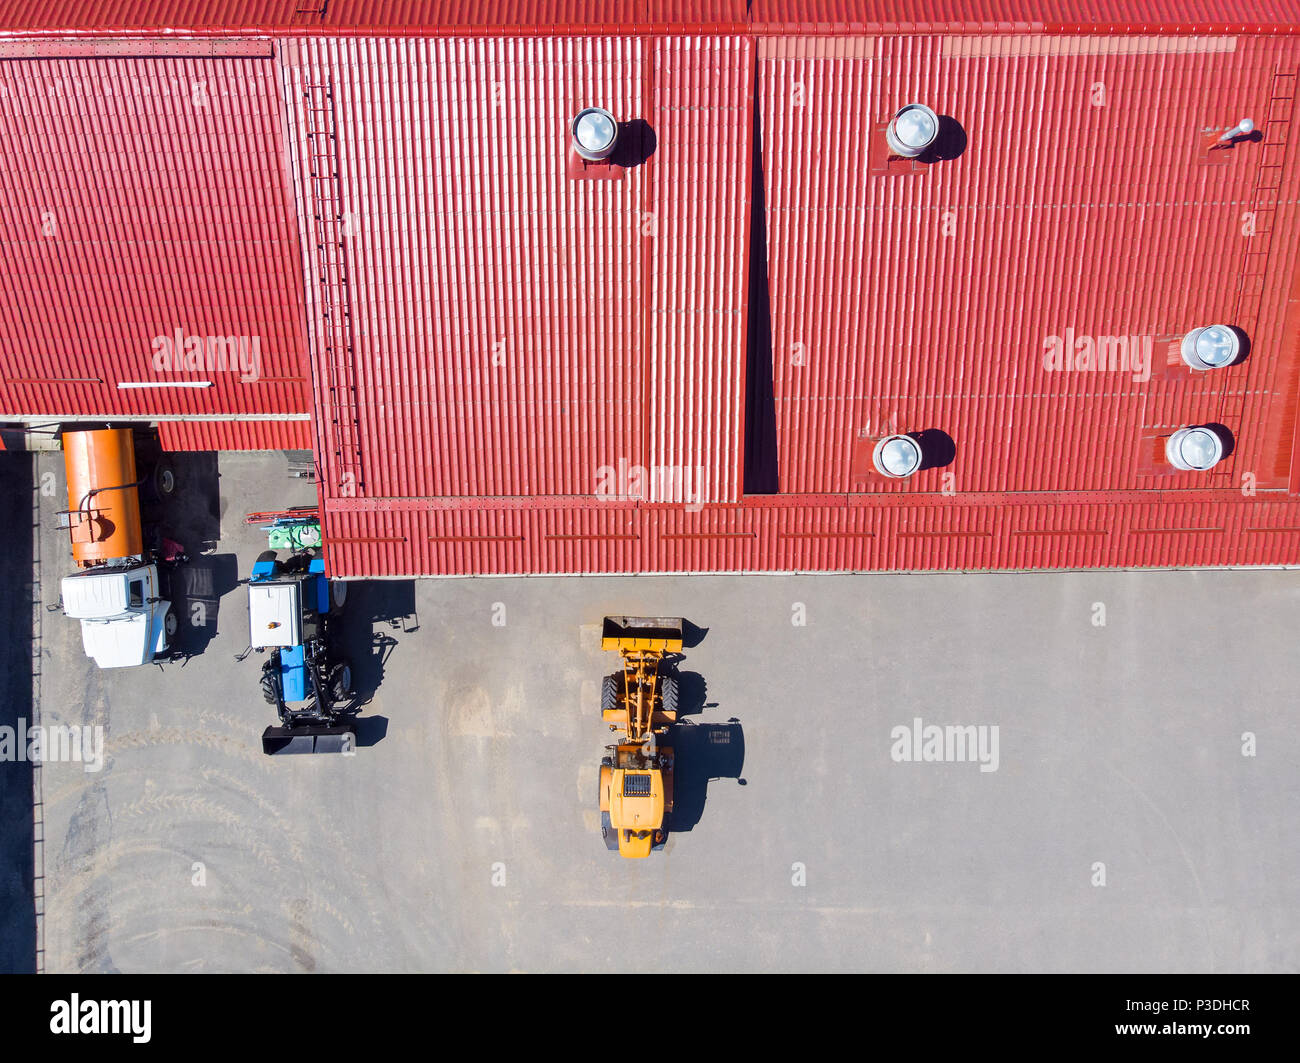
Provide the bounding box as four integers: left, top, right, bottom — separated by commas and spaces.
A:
600, 673, 622, 713
256, 550, 277, 566
600, 811, 620, 851
660, 674, 679, 715
260, 668, 278, 706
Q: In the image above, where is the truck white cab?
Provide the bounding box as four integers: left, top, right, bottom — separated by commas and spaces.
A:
60, 561, 176, 668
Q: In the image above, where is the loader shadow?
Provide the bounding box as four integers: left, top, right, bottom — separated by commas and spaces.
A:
668, 669, 708, 717
333, 580, 417, 716
682, 619, 708, 648
666, 718, 746, 834
167, 552, 239, 659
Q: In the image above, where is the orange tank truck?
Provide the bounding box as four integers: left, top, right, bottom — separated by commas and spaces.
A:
64, 428, 145, 567
57, 428, 178, 669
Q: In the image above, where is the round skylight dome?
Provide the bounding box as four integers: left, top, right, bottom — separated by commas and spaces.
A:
1180, 324, 1240, 370
1165, 426, 1225, 471
873, 434, 923, 478
572, 107, 619, 161
886, 104, 940, 158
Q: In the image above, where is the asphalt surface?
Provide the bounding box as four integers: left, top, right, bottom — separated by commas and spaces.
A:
16, 449, 1300, 972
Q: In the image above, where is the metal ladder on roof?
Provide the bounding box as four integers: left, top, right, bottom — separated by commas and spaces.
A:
1234, 70, 1295, 327
1218, 71, 1297, 433
290, 3, 328, 26
302, 77, 364, 497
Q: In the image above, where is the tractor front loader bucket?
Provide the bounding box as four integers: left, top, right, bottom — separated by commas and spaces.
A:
261, 722, 357, 756
601, 615, 684, 653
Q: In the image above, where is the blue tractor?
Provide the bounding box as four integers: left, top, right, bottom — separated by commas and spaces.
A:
248, 550, 357, 755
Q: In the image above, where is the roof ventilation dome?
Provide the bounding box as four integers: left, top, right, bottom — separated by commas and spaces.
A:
886, 104, 940, 158
872, 434, 924, 478
1180, 324, 1241, 370
1165, 426, 1227, 471
571, 107, 619, 162
1219, 117, 1255, 142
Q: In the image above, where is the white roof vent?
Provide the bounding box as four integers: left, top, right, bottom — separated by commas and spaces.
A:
873, 434, 924, 478
572, 107, 619, 161
886, 104, 939, 158
1166, 426, 1226, 471
1180, 324, 1241, 370
1219, 117, 1254, 142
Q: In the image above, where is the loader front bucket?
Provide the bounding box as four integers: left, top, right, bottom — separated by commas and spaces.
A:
261, 723, 357, 756
601, 615, 685, 653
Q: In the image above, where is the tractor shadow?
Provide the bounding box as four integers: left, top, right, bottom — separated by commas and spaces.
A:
165, 552, 239, 659
332, 580, 418, 743
666, 717, 746, 834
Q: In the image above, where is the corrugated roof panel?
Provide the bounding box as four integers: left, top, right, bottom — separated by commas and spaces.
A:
293, 35, 752, 506
320, 495, 1300, 576
323, 501, 648, 577
757, 33, 1300, 497
155, 418, 311, 451
0, 1, 749, 36
750, 2, 1300, 34
1, 2, 1294, 36
0, 55, 309, 419
286, 36, 651, 501
647, 35, 752, 503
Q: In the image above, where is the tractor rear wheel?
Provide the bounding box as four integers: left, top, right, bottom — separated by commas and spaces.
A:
329, 661, 353, 702
260, 667, 279, 706
329, 580, 348, 614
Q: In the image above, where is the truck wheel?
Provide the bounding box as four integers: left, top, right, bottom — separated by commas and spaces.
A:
330, 580, 348, 614
163, 606, 178, 641
600, 811, 620, 851
660, 674, 679, 715
153, 462, 177, 497
600, 673, 622, 713
260, 668, 279, 706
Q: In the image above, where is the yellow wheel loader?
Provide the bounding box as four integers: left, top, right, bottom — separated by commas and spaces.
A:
597, 616, 684, 858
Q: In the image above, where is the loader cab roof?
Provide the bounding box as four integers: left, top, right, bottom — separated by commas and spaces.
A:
609, 768, 665, 858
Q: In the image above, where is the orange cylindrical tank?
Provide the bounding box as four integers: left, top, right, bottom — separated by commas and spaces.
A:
63, 428, 143, 567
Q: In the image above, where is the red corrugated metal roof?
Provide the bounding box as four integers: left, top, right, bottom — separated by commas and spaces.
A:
155, 417, 311, 451
289, 34, 750, 504
648, 35, 752, 502
320, 495, 1300, 575
749, 2, 1300, 34
3, 20, 1300, 575
0, 2, 749, 36
1, 2, 1296, 36
312, 26, 1300, 577
757, 33, 1300, 497
0, 52, 310, 420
